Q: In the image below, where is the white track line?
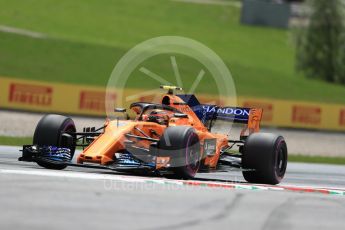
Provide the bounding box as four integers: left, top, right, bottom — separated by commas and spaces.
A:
0, 168, 146, 182
1, 168, 345, 196
0, 25, 47, 39
0, 168, 183, 185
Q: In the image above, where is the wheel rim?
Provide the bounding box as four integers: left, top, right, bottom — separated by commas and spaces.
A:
60, 124, 76, 160
276, 145, 287, 178
185, 134, 200, 175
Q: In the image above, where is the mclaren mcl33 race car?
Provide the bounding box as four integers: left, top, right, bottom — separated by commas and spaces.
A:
19, 86, 288, 185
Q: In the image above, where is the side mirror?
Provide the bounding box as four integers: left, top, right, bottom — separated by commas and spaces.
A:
173, 113, 188, 118
114, 108, 126, 113
114, 108, 128, 127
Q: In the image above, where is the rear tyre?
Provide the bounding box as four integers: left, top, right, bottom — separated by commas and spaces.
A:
33, 114, 76, 170
242, 133, 288, 185
158, 126, 201, 179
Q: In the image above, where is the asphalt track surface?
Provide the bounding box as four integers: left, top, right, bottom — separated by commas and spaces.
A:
1, 146, 345, 230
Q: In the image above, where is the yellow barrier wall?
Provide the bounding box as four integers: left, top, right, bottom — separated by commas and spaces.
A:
1, 76, 344, 131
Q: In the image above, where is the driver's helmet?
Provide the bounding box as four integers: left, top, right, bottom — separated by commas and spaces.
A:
142, 109, 170, 125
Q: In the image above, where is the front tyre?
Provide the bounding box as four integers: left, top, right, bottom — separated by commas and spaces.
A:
242, 133, 288, 185
159, 126, 201, 179
33, 114, 76, 170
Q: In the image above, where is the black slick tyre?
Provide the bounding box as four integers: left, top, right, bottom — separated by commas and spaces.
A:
242, 133, 288, 185
158, 126, 201, 179
33, 114, 76, 170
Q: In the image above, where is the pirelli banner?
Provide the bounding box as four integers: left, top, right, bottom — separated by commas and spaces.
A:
1, 76, 345, 131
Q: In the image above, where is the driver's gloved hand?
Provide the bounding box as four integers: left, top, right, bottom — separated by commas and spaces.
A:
148, 116, 158, 123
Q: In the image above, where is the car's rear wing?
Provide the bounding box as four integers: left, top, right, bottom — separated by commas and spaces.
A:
177, 94, 263, 136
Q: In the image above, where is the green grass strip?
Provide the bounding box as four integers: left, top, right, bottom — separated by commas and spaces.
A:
0, 136, 32, 146
289, 154, 345, 165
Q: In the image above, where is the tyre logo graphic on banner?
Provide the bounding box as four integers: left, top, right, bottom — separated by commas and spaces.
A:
9, 83, 53, 106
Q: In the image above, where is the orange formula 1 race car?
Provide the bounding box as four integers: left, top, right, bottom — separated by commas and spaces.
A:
19, 86, 288, 185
